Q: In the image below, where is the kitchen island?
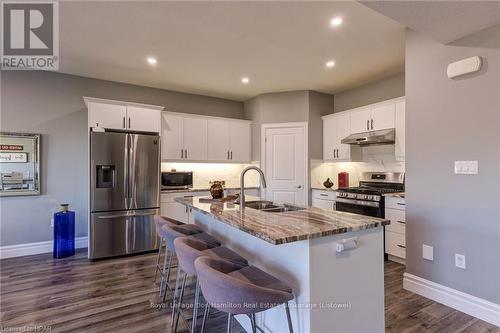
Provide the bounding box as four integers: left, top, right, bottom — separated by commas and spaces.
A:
175, 196, 389, 333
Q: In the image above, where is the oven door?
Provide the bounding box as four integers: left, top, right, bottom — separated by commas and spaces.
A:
335, 198, 383, 218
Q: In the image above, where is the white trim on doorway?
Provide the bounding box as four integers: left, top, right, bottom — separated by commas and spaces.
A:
403, 272, 500, 327
260, 122, 309, 204
0, 237, 88, 259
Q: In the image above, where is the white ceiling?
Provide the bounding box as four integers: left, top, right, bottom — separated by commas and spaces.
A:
58, 1, 405, 101
360, 0, 500, 44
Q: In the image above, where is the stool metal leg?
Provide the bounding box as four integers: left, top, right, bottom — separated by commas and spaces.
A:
285, 301, 293, 333
191, 278, 201, 333
200, 304, 210, 333
159, 245, 170, 297
226, 313, 233, 333
154, 238, 163, 282
250, 314, 257, 333
162, 252, 175, 302
171, 267, 182, 326
174, 272, 188, 333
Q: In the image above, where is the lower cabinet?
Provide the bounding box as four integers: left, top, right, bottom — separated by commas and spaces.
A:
311, 190, 336, 211
384, 196, 406, 261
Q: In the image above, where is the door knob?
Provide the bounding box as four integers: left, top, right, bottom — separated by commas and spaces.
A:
296, 185, 303, 189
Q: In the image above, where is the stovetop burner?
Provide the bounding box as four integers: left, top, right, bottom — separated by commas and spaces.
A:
338, 187, 402, 195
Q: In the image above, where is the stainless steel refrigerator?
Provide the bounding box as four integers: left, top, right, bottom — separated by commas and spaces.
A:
89, 131, 160, 259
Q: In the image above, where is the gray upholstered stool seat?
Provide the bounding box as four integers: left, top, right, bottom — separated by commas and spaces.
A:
195, 256, 294, 333
172, 237, 248, 333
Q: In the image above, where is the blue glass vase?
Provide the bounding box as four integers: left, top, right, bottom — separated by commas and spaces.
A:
53, 204, 75, 258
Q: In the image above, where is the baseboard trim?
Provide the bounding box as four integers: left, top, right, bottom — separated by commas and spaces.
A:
0, 237, 88, 259
403, 272, 500, 327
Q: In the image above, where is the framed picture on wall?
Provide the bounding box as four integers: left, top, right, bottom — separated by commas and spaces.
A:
0, 133, 41, 196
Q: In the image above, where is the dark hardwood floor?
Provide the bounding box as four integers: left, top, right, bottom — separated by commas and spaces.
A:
1, 249, 498, 333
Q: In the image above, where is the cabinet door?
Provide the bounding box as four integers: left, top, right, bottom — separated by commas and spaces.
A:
207, 119, 230, 161
229, 122, 251, 162
349, 107, 371, 134
161, 114, 184, 160
395, 101, 405, 161
183, 117, 208, 160
312, 198, 335, 210
126, 106, 161, 133
322, 116, 337, 161
88, 102, 127, 130
371, 103, 395, 131
160, 202, 189, 224
336, 113, 351, 160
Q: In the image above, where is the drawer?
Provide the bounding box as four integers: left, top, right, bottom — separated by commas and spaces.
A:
385, 196, 406, 210
385, 230, 406, 259
385, 208, 406, 234
312, 190, 336, 201
161, 190, 210, 202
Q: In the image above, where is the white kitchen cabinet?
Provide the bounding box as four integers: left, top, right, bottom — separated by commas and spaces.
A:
160, 201, 190, 224
207, 119, 231, 160
126, 106, 161, 133
85, 98, 163, 132
322, 113, 361, 162
349, 107, 372, 134
385, 195, 406, 262
162, 113, 184, 160
312, 190, 336, 211
229, 122, 251, 162
395, 101, 406, 161
88, 102, 127, 130
183, 117, 208, 160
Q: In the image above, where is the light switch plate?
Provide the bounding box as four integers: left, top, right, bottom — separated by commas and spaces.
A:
454, 161, 478, 175
455, 253, 466, 269
423, 244, 434, 261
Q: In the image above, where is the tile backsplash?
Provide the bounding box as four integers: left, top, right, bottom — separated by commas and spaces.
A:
311, 145, 405, 189
161, 162, 260, 188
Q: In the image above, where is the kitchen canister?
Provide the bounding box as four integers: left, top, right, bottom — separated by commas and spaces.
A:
53, 204, 75, 258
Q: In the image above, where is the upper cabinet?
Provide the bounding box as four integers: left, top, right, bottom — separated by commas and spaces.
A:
85, 97, 163, 133
350, 102, 395, 134
162, 112, 251, 162
395, 101, 405, 161
322, 97, 405, 162
322, 112, 361, 162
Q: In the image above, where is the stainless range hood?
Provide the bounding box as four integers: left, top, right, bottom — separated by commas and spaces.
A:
341, 128, 395, 146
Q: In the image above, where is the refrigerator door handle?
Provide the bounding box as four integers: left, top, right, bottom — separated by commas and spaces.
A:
124, 134, 129, 204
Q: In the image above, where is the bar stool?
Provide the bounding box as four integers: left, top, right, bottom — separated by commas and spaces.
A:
161, 224, 221, 302
154, 215, 203, 282
194, 256, 294, 333
172, 237, 248, 333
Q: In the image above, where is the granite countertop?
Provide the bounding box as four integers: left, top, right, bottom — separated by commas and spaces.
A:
175, 195, 389, 245
162, 186, 260, 193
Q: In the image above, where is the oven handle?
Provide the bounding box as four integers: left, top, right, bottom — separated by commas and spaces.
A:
336, 197, 380, 208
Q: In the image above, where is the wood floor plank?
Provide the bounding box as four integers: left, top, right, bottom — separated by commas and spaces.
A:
1, 249, 498, 332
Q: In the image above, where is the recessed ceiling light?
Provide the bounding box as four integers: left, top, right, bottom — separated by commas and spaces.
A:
330, 17, 343, 26
241, 77, 250, 84
147, 57, 157, 65
326, 61, 335, 68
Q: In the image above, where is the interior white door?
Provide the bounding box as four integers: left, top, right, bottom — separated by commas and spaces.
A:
335, 113, 351, 160
264, 125, 306, 205
349, 107, 371, 134
207, 119, 230, 161
161, 113, 184, 160
183, 117, 208, 160
322, 116, 336, 161
371, 103, 395, 131
126, 106, 161, 133
229, 122, 251, 162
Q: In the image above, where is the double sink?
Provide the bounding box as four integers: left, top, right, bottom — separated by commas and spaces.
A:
236, 200, 305, 213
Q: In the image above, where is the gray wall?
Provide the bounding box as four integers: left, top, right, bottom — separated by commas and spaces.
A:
308, 91, 334, 160
333, 72, 405, 113
0, 71, 243, 246
405, 28, 500, 304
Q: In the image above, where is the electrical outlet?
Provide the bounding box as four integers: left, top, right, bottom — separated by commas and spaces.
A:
455, 253, 466, 269
454, 161, 478, 175
422, 244, 434, 261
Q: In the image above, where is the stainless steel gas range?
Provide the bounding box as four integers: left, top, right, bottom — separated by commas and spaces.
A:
335, 172, 405, 218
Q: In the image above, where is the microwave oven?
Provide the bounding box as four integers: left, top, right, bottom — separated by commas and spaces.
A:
161, 171, 193, 190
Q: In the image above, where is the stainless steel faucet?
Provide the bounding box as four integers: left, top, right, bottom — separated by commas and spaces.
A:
239, 166, 267, 210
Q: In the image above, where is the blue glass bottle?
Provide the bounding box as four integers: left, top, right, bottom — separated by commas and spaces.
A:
53, 204, 75, 258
